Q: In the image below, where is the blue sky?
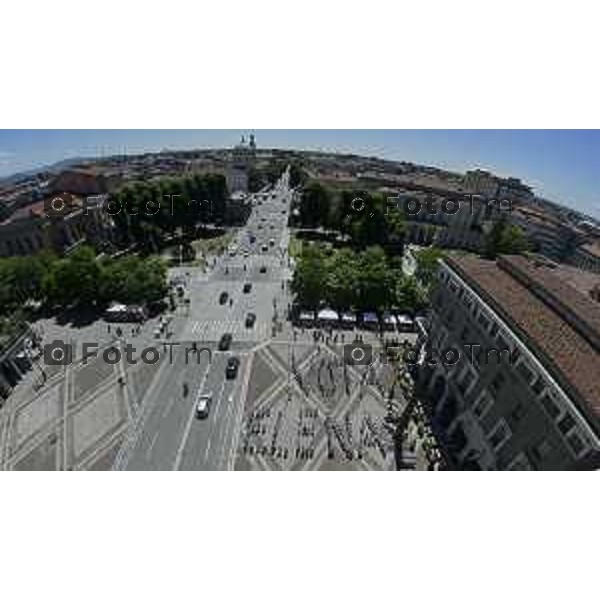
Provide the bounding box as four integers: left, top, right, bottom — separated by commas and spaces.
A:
0, 130, 598, 218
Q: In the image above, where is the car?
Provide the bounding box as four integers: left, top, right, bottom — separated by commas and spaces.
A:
226, 356, 240, 379
243, 283, 252, 293
243, 250, 250, 258
249, 234, 256, 243
218, 333, 232, 351
281, 210, 286, 215
245, 312, 256, 328
257, 224, 263, 229
269, 238, 275, 246
195, 393, 212, 419
259, 265, 267, 273
269, 224, 274, 229
261, 244, 268, 252
219, 291, 229, 305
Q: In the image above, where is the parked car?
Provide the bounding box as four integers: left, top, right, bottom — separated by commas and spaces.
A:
226, 356, 240, 379
245, 312, 256, 328
259, 265, 267, 273
243, 283, 252, 293
219, 291, 228, 305
218, 333, 232, 351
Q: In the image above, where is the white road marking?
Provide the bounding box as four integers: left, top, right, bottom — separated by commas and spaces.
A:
171, 362, 214, 471
204, 437, 212, 461
145, 430, 159, 460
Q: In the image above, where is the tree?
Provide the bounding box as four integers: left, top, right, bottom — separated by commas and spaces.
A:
0, 252, 56, 313
357, 246, 395, 310
99, 256, 168, 305
299, 182, 332, 228
325, 248, 360, 309
415, 247, 445, 286
291, 244, 328, 308
484, 218, 530, 258
288, 162, 308, 188
46, 246, 101, 305
248, 167, 266, 193
396, 274, 428, 314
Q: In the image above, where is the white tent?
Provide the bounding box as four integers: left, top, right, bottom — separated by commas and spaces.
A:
299, 310, 315, 322
362, 312, 379, 324
105, 302, 127, 313
317, 308, 339, 322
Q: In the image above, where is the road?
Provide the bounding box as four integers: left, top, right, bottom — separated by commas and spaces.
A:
119, 170, 294, 470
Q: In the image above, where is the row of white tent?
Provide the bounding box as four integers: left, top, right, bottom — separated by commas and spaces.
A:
297, 309, 414, 330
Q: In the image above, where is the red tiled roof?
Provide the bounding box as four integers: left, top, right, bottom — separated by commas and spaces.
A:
447, 255, 600, 423
500, 255, 600, 338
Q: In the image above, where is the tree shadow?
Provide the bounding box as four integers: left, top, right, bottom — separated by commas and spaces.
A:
54, 304, 102, 328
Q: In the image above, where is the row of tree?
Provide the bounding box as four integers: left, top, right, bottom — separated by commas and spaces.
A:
295, 181, 531, 259
248, 161, 307, 193
291, 244, 428, 313
110, 173, 229, 250
295, 183, 407, 253
0, 246, 168, 315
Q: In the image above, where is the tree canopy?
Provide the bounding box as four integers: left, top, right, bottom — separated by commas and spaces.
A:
291, 243, 427, 314
483, 217, 530, 259
0, 246, 169, 314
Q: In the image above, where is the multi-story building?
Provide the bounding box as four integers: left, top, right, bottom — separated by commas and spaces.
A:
464, 169, 534, 204
0, 193, 114, 257
226, 134, 256, 194
508, 204, 580, 261
419, 253, 600, 470
567, 241, 600, 275
398, 191, 495, 250
49, 167, 122, 196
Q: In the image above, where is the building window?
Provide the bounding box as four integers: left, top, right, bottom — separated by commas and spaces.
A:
516, 360, 535, 385
531, 377, 545, 396
497, 335, 510, 350
540, 391, 562, 420
477, 311, 490, 330
488, 419, 511, 452
464, 294, 473, 311
557, 412, 576, 436
472, 390, 493, 420
565, 429, 589, 458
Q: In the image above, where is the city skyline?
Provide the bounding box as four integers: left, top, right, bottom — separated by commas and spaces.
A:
1, 129, 599, 219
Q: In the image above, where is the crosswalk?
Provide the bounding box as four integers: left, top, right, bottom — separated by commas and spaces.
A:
187, 318, 270, 341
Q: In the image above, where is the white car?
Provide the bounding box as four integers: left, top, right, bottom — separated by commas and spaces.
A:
195, 393, 213, 419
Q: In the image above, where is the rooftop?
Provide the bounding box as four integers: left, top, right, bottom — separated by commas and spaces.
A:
446, 254, 600, 426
